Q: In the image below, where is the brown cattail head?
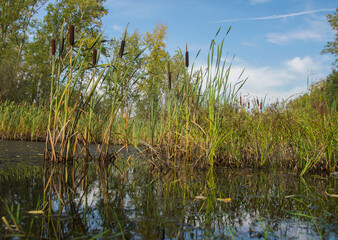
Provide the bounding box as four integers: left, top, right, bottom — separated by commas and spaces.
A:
185, 44, 189, 68
260, 101, 263, 111
51, 38, 56, 55
168, 62, 171, 90
69, 24, 75, 46
240, 96, 242, 106
119, 39, 125, 58
248, 102, 250, 109
92, 48, 97, 66
60, 37, 64, 55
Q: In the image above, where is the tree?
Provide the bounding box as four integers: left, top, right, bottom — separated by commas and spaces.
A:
102, 29, 146, 117
0, 0, 47, 54
324, 70, 338, 110
322, 8, 338, 68
0, 0, 48, 102
136, 23, 169, 117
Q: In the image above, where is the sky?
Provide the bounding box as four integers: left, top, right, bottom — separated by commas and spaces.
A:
102, 0, 337, 102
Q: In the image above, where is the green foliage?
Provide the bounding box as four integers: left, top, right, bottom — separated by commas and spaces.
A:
139, 23, 169, 116
103, 29, 146, 116
43, 0, 107, 49
322, 8, 338, 67
324, 69, 338, 110
0, 0, 47, 102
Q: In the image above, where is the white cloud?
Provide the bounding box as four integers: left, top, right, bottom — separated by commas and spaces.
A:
226, 56, 330, 102
194, 54, 330, 103
249, 0, 271, 5
285, 56, 321, 74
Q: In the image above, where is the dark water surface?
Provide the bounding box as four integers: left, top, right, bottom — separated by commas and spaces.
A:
0, 140, 337, 239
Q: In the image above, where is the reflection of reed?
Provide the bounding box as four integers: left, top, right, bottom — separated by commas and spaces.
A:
41, 160, 129, 239
1, 162, 336, 239
42, 162, 94, 238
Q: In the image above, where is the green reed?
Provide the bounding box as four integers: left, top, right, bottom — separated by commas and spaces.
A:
0, 100, 48, 141
44, 23, 146, 162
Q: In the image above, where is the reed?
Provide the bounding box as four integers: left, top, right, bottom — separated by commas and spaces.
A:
44, 23, 147, 163
0, 101, 48, 141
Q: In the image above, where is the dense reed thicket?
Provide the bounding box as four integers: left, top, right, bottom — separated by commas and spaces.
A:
0, 26, 336, 175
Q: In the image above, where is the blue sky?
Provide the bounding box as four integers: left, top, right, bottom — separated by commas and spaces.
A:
102, 0, 336, 101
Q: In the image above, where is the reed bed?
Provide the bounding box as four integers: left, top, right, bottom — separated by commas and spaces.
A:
0, 100, 48, 141
0, 26, 336, 175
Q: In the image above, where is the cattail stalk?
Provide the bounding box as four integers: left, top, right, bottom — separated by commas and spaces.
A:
69, 25, 75, 46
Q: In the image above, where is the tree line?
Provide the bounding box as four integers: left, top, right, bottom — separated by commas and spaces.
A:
0, 0, 189, 118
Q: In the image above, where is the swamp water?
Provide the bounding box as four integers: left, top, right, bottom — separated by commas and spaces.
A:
0, 140, 337, 239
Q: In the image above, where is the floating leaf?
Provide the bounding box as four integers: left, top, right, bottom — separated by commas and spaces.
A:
217, 198, 231, 203
195, 196, 207, 200
27, 210, 44, 215
2, 216, 13, 231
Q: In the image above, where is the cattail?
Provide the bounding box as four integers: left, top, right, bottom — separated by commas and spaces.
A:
260, 101, 263, 111
256, 98, 259, 106
69, 24, 75, 46
168, 62, 172, 90
240, 96, 242, 106
248, 102, 250, 109
185, 44, 189, 68
119, 39, 125, 58
51, 38, 56, 55
92, 48, 97, 66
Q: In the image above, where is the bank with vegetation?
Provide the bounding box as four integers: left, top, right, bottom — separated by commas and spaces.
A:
0, 1, 337, 175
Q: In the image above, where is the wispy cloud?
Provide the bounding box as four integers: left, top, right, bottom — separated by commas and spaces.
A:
242, 41, 257, 47
266, 17, 331, 44
267, 30, 324, 44
249, 0, 271, 5
213, 9, 334, 23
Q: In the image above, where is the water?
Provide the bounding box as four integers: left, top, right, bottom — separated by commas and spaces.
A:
0, 140, 337, 239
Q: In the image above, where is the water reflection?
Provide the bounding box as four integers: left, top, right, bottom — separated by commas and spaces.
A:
0, 143, 337, 239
